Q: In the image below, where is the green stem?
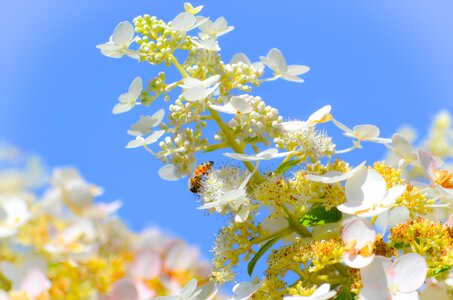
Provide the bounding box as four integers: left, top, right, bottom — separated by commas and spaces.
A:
208, 107, 264, 183
282, 206, 312, 237
169, 54, 190, 78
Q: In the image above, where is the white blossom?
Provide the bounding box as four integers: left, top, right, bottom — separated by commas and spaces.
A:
113, 77, 143, 114
97, 21, 139, 59
180, 75, 221, 102
260, 48, 309, 82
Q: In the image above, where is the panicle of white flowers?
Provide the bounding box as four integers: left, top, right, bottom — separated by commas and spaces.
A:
100, 2, 453, 299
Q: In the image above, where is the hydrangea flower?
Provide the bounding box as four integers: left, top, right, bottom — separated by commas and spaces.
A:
210, 96, 252, 115
305, 161, 366, 184
128, 109, 165, 136
153, 279, 217, 300
385, 134, 418, 168
260, 48, 309, 82
230, 53, 264, 71
333, 121, 391, 145
166, 12, 208, 34
281, 105, 332, 132
418, 148, 453, 199
179, 75, 221, 102
97, 21, 139, 59
113, 77, 143, 114
126, 130, 165, 149
184, 2, 204, 15
337, 167, 406, 217
198, 16, 234, 40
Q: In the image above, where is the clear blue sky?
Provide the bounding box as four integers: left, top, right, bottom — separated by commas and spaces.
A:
1, 0, 452, 262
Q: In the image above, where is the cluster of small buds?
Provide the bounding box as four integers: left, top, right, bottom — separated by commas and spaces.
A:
168, 97, 208, 126
213, 95, 282, 143
220, 61, 263, 93
274, 127, 336, 161
134, 15, 194, 64
158, 127, 208, 175
141, 72, 171, 106
186, 49, 223, 78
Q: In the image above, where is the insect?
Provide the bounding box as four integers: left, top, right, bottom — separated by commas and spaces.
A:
188, 161, 214, 193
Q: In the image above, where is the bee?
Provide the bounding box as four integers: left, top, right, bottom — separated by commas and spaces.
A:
188, 161, 214, 193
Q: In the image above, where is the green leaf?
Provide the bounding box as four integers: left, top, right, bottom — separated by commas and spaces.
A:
274, 159, 301, 175
247, 236, 280, 276
299, 205, 342, 226
431, 265, 452, 277
336, 286, 354, 300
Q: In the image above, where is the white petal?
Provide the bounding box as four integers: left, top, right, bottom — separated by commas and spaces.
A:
308, 105, 332, 123
391, 253, 427, 293
182, 77, 203, 88
353, 124, 381, 139
209, 104, 236, 114
342, 218, 376, 247
267, 48, 287, 72
144, 130, 165, 145
112, 21, 134, 45
158, 164, 184, 181
109, 279, 138, 300
345, 168, 387, 206
417, 149, 437, 183
306, 161, 366, 184
281, 73, 305, 82
332, 119, 353, 134
230, 53, 251, 64
287, 65, 310, 76
20, 269, 51, 298
230, 96, 252, 114
126, 136, 145, 149
223, 152, 261, 161
281, 120, 308, 132
360, 257, 390, 300
171, 12, 196, 32
129, 77, 143, 99
202, 75, 221, 87
182, 87, 210, 101
113, 102, 134, 114
381, 185, 406, 207
343, 253, 375, 269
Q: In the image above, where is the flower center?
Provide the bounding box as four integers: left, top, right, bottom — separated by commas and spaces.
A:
435, 170, 453, 189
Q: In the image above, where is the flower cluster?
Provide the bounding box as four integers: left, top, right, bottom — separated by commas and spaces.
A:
0, 145, 211, 300
99, 2, 453, 299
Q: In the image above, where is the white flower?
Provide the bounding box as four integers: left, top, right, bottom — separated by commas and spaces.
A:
128, 109, 165, 136
260, 48, 309, 82
103, 279, 139, 300
283, 283, 336, 300
341, 218, 376, 268
418, 149, 453, 199
223, 148, 292, 162
386, 134, 418, 168
96, 21, 139, 59
179, 75, 221, 102
113, 77, 143, 114
198, 16, 234, 40
305, 161, 366, 184
337, 167, 406, 218
229, 279, 263, 300
198, 167, 255, 223
282, 105, 333, 132
166, 12, 208, 34
230, 53, 264, 71
184, 2, 204, 15
191, 37, 221, 51
0, 197, 31, 237
45, 220, 96, 255
210, 96, 252, 115
333, 120, 391, 144
126, 130, 165, 149
359, 253, 427, 300
153, 279, 217, 300
158, 164, 186, 181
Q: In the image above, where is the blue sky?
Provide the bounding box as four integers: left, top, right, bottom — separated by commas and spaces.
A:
1, 0, 452, 265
